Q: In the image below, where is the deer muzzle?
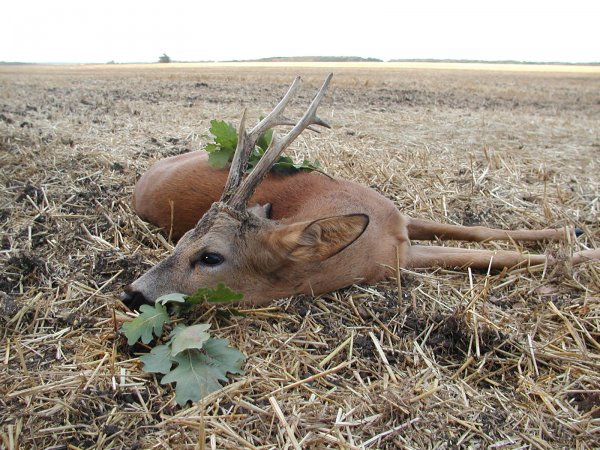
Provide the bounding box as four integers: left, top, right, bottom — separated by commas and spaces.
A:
120, 285, 151, 311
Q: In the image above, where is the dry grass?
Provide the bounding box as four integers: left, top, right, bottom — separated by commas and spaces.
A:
1, 65, 599, 449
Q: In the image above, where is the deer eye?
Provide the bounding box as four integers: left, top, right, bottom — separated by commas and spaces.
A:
193, 252, 224, 267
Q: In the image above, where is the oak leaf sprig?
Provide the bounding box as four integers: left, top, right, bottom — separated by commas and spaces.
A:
121, 285, 245, 405
204, 119, 320, 173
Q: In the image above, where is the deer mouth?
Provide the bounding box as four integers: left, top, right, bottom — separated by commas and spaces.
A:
120, 286, 151, 311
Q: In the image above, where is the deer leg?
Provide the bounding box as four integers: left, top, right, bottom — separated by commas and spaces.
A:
405, 244, 548, 270
572, 249, 600, 265
407, 218, 577, 242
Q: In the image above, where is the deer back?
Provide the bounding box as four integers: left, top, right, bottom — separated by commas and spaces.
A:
133, 150, 329, 240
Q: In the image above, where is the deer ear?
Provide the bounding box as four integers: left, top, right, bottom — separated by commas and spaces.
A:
272, 214, 369, 262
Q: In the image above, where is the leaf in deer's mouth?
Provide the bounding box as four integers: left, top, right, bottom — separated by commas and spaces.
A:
185, 283, 244, 304
156, 292, 187, 304
156, 284, 244, 306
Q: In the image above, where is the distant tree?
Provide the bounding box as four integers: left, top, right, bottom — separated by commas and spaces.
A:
158, 53, 171, 63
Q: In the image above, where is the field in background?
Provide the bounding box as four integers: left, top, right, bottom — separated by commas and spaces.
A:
1, 65, 599, 448
3, 61, 600, 73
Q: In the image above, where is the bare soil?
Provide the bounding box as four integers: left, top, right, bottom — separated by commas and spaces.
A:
1, 64, 599, 449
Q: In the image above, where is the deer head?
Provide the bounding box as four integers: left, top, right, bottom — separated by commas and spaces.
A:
121, 74, 369, 308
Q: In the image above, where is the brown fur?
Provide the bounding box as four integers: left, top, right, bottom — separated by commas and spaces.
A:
123, 150, 599, 306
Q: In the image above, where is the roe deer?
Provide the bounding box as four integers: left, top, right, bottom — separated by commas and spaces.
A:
121, 74, 599, 308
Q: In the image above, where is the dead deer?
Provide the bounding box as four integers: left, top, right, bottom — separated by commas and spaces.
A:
121, 74, 599, 308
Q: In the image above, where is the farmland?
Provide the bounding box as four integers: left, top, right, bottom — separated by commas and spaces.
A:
1, 63, 599, 448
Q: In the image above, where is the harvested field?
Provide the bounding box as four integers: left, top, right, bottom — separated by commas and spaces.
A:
1, 64, 599, 449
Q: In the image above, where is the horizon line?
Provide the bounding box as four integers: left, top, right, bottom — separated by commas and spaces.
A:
2, 57, 600, 66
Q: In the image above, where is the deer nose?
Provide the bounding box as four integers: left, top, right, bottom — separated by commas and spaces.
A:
120, 285, 150, 311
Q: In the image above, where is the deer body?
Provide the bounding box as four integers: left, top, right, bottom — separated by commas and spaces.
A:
135, 150, 405, 242
122, 75, 599, 309
132, 150, 408, 304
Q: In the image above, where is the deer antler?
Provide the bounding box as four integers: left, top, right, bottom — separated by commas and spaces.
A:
220, 74, 333, 209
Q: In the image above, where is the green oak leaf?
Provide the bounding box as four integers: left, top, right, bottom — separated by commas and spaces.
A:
256, 129, 273, 151
272, 157, 321, 174
303, 158, 321, 170
205, 120, 238, 168
166, 324, 188, 343
161, 338, 245, 405
209, 120, 238, 150
138, 344, 173, 374
170, 323, 211, 356
203, 117, 320, 174
202, 338, 246, 376
246, 147, 263, 171
121, 303, 169, 345
184, 283, 244, 305
207, 149, 234, 168
156, 292, 187, 305
272, 156, 295, 172
204, 143, 219, 154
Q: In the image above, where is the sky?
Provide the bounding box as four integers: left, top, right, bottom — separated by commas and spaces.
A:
1, 0, 598, 64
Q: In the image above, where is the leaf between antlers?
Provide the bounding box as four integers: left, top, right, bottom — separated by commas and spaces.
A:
220, 73, 333, 210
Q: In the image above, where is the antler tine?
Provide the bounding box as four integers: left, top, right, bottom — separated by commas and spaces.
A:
220, 109, 249, 202
247, 76, 302, 141
219, 78, 302, 203
228, 73, 333, 210
260, 118, 330, 133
